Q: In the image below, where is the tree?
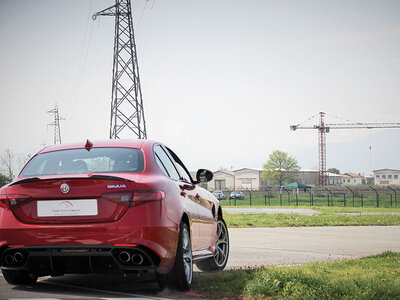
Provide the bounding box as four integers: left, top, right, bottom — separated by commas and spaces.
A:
0, 149, 15, 180
0, 173, 11, 187
262, 150, 300, 186
327, 168, 340, 174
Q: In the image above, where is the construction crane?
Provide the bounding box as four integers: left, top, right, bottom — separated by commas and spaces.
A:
290, 112, 400, 185
93, 0, 147, 139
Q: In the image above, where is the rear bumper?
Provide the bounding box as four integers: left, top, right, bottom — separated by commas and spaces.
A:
1, 245, 161, 276
0, 203, 179, 274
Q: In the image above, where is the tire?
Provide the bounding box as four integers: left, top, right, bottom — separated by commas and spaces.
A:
196, 217, 229, 272
157, 222, 193, 291
2, 269, 38, 285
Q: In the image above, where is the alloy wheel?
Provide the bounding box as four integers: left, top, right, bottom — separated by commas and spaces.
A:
214, 220, 229, 267
182, 227, 193, 284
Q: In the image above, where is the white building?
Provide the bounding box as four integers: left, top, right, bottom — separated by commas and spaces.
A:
209, 170, 235, 190
373, 169, 400, 185
207, 168, 266, 191
205, 168, 345, 191
234, 168, 265, 190
341, 173, 364, 185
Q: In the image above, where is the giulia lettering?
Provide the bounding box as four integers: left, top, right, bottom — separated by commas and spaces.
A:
107, 184, 127, 188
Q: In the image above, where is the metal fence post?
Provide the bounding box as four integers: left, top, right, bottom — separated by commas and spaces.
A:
369, 186, 379, 208
245, 188, 252, 206
388, 186, 397, 206
226, 189, 231, 206
361, 193, 364, 207
344, 186, 355, 207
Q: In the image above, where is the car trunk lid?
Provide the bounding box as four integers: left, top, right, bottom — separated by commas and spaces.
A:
5, 174, 138, 224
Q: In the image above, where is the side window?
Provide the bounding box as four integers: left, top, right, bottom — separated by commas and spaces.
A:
166, 148, 193, 183
155, 154, 169, 177
154, 145, 180, 181
174, 162, 192, 183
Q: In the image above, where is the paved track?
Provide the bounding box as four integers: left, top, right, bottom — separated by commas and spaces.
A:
1, 226, 399, 299
227, 226, 400, 268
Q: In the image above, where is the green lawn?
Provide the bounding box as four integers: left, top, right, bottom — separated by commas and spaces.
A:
193, 251, 400, 299
220, 193, 400, 209
223, 206, 400, 227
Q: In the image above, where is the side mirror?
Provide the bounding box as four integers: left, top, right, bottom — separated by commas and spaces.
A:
195, 169, 213, 183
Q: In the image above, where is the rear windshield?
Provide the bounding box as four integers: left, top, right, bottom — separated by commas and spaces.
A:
20, 148, 144, 177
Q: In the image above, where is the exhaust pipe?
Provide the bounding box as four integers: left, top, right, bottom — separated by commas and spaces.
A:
131, 253, 144, 265
5, 255, 14, 265
118, 251, 131, 263
14, 252, 24, 264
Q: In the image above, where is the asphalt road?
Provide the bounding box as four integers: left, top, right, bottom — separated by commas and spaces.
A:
227, 226, 400, 268
1, 226, 400, 299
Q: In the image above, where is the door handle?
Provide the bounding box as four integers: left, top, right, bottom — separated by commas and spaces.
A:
180, 184, 195, 191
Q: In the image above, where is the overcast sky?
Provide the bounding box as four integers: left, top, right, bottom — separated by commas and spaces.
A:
1, 0, 399, 176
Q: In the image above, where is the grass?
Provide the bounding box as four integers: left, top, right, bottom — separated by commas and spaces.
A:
223, 206, 400, 227
192, 251, 400, 299
224, 212, 400, 227
220, 194, 400, 209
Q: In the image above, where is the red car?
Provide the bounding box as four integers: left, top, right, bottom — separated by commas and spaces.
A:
0, 139, 229, 290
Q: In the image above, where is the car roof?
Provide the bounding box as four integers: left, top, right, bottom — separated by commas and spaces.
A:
38, 139, 158, 154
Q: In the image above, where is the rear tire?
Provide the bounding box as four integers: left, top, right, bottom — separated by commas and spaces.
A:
157, 222, 193, 291
196, 217, 229, 272
2, 269, 38, 285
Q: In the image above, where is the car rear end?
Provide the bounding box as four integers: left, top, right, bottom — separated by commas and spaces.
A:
0, 142, 178, 279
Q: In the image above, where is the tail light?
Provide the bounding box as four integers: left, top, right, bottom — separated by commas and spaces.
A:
0, 194, 31, 210
132, 191, 164, 205
101, 192, 133, 207
100, 191, 164, 207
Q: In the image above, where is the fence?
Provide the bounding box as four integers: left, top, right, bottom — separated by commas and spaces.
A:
211, 185, 400, 208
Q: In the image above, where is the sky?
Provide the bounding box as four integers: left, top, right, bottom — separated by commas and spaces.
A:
0, 0, 400, 176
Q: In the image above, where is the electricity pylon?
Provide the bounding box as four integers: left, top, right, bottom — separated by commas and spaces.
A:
47, 104, 65, 145
93, 0, 147, 139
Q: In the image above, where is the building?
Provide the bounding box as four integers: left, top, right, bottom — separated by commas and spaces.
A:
341, 173, 364, 185
373, 169, 400, 185
297, 169, 342, 186
207, 168, 267, 191
206, 168, 344, 191
234, 168, 265, 190
209, 170, 235, 190
297, 169, 319, 186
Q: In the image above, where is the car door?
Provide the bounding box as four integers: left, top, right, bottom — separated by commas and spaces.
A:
153, 145, 201, 251
165, 147, 215, 251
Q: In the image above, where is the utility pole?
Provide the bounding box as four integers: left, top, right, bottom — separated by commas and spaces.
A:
93, 0, 147, 139
47, 104, 65, 145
